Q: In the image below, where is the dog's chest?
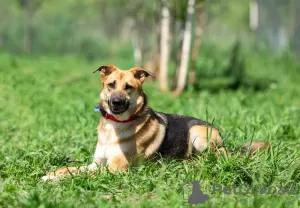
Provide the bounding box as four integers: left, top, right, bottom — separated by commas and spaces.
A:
94, 122, 137, 160
93, 113, 167, 162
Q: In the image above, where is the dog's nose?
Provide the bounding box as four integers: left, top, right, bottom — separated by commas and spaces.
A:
111, 97, 124, 106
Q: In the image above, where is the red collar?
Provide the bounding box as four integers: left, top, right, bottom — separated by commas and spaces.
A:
105, 113, 138, 123
100, 107, 138, 123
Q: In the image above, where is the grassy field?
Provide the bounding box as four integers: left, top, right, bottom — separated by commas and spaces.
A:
0, 52, 299, 208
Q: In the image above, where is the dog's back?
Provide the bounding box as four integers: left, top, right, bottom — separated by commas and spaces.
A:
155, 112, 218, 158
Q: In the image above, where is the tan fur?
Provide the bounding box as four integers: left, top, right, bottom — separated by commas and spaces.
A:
108, 155, 129, 172
242, 141, 270, 155
42, 167, 85, 180
99, 66, 150, 121
187, 126, 223, 156
93, 111, 166, 166
42, 65, 269, 181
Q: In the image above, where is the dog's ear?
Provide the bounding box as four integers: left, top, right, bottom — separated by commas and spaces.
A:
130, 67, 155, 83
93, 65, 117, 82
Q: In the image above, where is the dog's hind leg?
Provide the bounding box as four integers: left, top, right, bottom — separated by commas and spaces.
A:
187, 125, 270, 157
187, 125, 224, 157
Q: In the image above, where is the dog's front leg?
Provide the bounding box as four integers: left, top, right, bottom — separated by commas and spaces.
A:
107, 155, 129, 172
41, 143, 107, 181
41, 162, 103, 181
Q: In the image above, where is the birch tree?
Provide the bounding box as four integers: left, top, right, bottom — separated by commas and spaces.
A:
190, 1, 204, 84
173, 0, 195, 95
159, 0, 170, 91
130, 19, 142, 66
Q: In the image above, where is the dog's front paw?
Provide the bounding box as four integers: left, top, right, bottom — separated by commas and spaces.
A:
41, 167, 79, 181
41, 174, 59, 181
41, 170, 63, 181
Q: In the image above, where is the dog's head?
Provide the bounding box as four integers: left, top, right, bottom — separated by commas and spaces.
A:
94, 65, 154, 120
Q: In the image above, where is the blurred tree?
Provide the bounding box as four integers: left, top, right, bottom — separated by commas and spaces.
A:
249, 0, 258, 32
292, 0, 300, 55
173, 0, 195, 95
126, 1, 158, 67
159, 0, 170, 91
16, 0, 44, 53
0, 1, 15, 48
190, 0, 205, 85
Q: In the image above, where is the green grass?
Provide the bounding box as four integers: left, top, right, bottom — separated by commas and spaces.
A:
0, 53, 299, 208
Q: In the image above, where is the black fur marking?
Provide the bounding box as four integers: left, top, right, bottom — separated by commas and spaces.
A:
156, 113, 212, 158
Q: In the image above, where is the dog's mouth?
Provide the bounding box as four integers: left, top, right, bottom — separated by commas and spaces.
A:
108, 99, 130, 115
110, 107, 128, 114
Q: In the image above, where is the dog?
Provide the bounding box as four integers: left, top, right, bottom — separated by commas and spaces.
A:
42, 65, 269, 181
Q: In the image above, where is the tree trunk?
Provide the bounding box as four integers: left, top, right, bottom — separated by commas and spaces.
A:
189, 3, 204, 85
269, 0, 280, 51
143, 19, 161, 79
292, 0, 300, 55
0, 33, 3, 48
23, 0, 31, 53
172, 20, 184, 88
173, 0, 195, 95
159, 0, 170, 91
153, 17, 161, 79
249, 0, 259, 32
129, 19, 142, 66
131, 33, 142, 66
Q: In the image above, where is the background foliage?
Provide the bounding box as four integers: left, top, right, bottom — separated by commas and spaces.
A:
0, 0, 299, 57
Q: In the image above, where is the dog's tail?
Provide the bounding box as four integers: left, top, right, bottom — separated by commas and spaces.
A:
240, 141, 271, 155
216, 141, 270, 157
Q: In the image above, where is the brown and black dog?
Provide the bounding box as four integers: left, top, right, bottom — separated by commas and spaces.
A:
42, 65, 269, 181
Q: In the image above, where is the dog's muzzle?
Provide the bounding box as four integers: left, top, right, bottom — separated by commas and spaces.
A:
108, 97, 130, 114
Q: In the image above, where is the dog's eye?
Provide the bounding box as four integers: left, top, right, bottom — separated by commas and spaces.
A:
108, 82, 115, 89
125, 83, 133, 90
